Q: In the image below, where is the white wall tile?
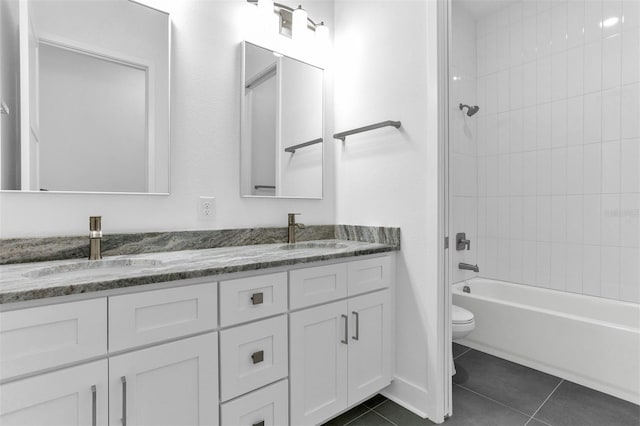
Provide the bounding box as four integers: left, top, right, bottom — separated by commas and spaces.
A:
498, 154, 510, 197
537, 195, 552, 240
484, 237, 499, 278
486, 114, 498, 155
602, 0, 623, 38
536, 241, 551, 287
509, 110, 524, 153
537, 9, 553, 57
551, 147, 567, 195
498, 69, 511, 112
510, 1, 523, 24
551, 52, 568, 101
510, 196, 524, 239
583, 245, 601, 296
566, 244, 583, 294
583, 92, 602, 144
510, 153, 524, 196
600, 246, 621, 299
584, 194, 602, 245
486, 155, 498, 196
523, 14, 538, 61
537, 103, 552, 149
509, 239, 524, 283
478, 197, 487, 236
622, 0, 640, 32
551, 3, 568, 53
523, 106, 538, 151
550, 243, 567, 291
537, 149, 552, 194
601, 140, 621, 193
567, 0, 585, 49
601, 194, 621, 247
551, 100, 568, 147
621, 138, 640, 193
551, 195, 567, 242
497, 112, 510, 154
566, 145, 583, 194
602, 89, 621, 142
537, 57, 553, 103
486, 196, 499, 237
486, 32, 498, 74
620, 247, 640, 303
523, 196, 537, 240
497, 239, 510, 280
510, 24, 524, 67
584, 0, 603, 43
522, 240, 538, 283
621, 83, 640, 139
497, 27, 510, 71
486, 73, 498, 114
567, 195, 584, 243
583, 142, 602, 194
523, 0, 538, 18
567, 47, 584, 98
621, 29, 640, 85
583, 40, 602, 94
510, 66, 524, 109
602, 34, 622, 90
537, 0, 552, 13
620, 194, 640, 248
567, 96, 584, 146
523, 61, 538, 107
523, 151, 538, 195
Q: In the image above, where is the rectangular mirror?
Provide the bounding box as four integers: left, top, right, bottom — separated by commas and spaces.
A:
240, 41, 323, 199
0, 0, 170, 194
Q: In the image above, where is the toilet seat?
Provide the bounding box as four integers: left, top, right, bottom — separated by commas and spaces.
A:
452, 305, 474, 325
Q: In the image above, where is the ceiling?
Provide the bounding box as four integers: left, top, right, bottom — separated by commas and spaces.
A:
454, 0, 517, 20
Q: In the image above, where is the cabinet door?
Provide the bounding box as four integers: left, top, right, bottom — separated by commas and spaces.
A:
290, 300, 348, 426
109, 333, 218, 426
0, 360, 108, 426
220, 379, 288, 426
347, 290, 392, 405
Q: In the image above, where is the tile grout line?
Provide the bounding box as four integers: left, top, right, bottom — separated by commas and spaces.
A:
368, 408, 399, 426
454, 347, 473, 360
524, 379, 564, 426
342, 407, 373, 426
455, 384, 537, 419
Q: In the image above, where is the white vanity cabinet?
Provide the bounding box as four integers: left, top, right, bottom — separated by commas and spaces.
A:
108, 333, 219, 426
289, 256, 393, 426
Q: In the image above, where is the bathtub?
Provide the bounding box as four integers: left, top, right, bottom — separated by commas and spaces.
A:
452, 278, 640, 404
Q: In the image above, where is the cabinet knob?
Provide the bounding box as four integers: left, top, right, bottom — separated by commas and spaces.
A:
251, 350, 264, 364
252, 421, 265, 426
251, 292, 264, 305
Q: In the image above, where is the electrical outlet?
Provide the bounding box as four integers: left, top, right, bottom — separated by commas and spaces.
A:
198, 196, 215, 221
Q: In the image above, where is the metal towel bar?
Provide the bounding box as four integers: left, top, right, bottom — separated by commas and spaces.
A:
254, 185, 275, 190
333, 120, 401, 141
284, 137, 323, 153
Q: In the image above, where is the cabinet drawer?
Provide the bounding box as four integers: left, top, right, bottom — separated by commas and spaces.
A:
289, 263, 348, 309
348, 256, 391, 296
0, 298, 107, 380
220, 315, 288, 401
220, 379, 288, 426
220, 272, 287, 327
109, 282, 217, 352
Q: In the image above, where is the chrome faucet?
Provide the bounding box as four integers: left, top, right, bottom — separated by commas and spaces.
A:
287, 213, 305, 244
89, 216, 103, 260
459, 262, 479, 273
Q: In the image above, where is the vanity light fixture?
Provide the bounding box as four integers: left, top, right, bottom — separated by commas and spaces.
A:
247, 0, 328, 41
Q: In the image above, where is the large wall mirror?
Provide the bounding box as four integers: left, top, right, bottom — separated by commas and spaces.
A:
0, 0, 170, 194
240, 42, 323, 199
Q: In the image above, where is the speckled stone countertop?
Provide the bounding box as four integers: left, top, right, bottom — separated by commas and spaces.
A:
0, 239, 398, 304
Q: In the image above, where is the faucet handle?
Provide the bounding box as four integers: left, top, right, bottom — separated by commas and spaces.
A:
89, 216, 102, 231
288, 213, 301, 224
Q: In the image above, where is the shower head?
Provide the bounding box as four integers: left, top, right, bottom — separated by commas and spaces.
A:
459, 103, 480, 117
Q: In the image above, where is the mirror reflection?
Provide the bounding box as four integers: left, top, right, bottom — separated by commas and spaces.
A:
240, 42, 323, 199
0, 0, 170, 193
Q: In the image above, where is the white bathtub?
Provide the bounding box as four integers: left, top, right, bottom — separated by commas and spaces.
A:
453, 278, 640, 404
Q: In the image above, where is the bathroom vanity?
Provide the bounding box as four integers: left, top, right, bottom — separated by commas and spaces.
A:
0, 241, 396, 426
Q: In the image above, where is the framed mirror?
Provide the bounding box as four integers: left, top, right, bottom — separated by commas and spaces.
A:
240, 41, 323, 199
0, 0, 170, 194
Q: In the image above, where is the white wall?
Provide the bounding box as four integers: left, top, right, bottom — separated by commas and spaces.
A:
0, 0, 336, 237
0, 0, 20, 190
334, 0, 444, 420
473, 0, 640, 303
450, 2, 478, 284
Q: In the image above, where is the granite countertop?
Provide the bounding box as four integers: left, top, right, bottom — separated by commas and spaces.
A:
0, 239, 398, 304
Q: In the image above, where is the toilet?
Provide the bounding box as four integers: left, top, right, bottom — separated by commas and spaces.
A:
451, 304, 475, 375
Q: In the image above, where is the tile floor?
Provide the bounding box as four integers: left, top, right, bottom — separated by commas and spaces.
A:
322, 344, 640, 426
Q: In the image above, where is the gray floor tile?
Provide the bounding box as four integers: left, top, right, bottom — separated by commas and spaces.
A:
445, 386, 531, 426
345, 410, 394, 426
321, 405, 370, 426
525, 419, 551, 426
534, 381, 640, 426
453, 342, 470, 358
373, 400, 437, 425
363, 393, 388, 409
455, 350, 562, 415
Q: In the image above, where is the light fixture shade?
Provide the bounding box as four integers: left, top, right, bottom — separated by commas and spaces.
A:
315, 21, 329, 44
292, 5, 308, 41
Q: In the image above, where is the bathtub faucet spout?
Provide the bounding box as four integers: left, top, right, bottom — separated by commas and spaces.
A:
459, 262, 479, 273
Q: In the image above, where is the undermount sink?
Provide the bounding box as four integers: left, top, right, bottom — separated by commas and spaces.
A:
23, 258, 163, 279
279, 242, 348, 250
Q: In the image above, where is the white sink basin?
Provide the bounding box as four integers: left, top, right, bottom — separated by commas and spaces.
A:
23, 258, 163, 279
279, 242, 348, 250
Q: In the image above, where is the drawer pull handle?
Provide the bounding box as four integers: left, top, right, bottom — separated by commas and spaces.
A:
341, 314, 348, 345
251, 350, 264, 364
91, 385, 97, 426
121, 376, 127, 426
252, 421, 265, 426
251, 292, 264, 305
352, 311, 359, 341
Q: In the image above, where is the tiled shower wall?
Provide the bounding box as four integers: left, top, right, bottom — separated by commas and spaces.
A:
474, 0, 640, 303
